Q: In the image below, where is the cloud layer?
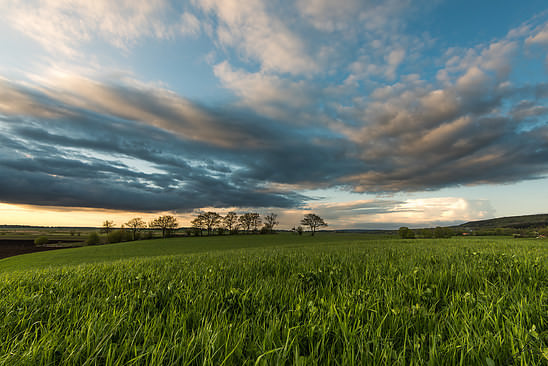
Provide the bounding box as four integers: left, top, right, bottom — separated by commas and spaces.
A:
1, 1, 548, 221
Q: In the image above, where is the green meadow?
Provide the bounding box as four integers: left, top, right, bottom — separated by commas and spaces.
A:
0, 234, 546, 365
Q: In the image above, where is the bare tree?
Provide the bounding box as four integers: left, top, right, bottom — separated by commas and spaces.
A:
238, 213, 260, 233
201, 212, 222, 236
263, 213, 279, 233
150, 215, 178, 238
125, 217, 146, 240
102, 220, 114, 235
191, 216, 205, 236
300, 214, 327, 236
224, 212, 239, 234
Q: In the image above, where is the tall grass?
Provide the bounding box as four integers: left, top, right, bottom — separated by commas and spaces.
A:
0, 236, 546, 365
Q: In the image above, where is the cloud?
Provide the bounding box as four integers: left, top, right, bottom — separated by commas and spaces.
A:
213, 61, 318, 121
276, 196, 495, 229
22, 71, 284, 149
179, 12, 201, 36
0, 78, 62, 118
3, 20, 548, 213
526, 23, 548, 45
0, 75, 348, 211
1, 0, 200, 55
333, 29, 548, 193
296, 0, 413, 34
0, 116, 308, 212
197, 0, 318, 75
2, 5, 548, 219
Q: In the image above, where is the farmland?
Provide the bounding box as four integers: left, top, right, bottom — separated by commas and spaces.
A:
0, 234, 546, 365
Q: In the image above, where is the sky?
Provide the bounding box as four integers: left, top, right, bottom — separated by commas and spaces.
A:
1, 0, 548, 230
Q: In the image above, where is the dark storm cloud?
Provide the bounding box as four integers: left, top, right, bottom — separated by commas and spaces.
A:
0, 83, 320, 211
0, 151, 305, 212
1, 70, 548, 212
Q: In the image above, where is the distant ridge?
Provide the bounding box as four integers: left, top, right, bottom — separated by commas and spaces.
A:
458, 214, 548, 229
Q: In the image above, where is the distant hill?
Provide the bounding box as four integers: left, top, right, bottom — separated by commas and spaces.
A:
458, 214, 548, 229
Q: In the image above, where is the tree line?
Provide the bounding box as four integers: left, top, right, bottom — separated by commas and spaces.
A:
398, 226, 454, 239
89, 212, 328, 244
189, 212, 270, 236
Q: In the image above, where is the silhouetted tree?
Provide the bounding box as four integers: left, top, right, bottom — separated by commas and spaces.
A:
150, 215, 178, 238
301, 214, 327, 236
238, 213, 261, 233
191, 216, 205, 236
250, 213, 262, 232
125, 217, 146, 240
102, 220, 114, 235
263, 213, 279, 233
224, 212, 239, 234
202, 212, 222, 236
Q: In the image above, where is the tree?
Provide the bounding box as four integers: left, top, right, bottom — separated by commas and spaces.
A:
34, 236, 48, 245
150, 215, 178, 238
300, 214, 327, 236
433, 226, 453, 238
239, 212, 261, 233
399, 227, 415, 239
419, 228, 433, 238
191, 212, 222, 236
263, 213, 279, 233
191, 216, 205, 236
201, 212, 222, 236
86, 232, 101, 245
224, 212, 239, 234
102, 220, 114, 235
125, 217, 146, 240
238, 213, 253, 233
250, 213, 262, 232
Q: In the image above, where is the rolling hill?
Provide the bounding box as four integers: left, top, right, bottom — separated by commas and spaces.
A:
458, 213, 548, 229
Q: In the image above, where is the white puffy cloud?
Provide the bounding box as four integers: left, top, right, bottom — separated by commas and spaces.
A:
1, 0, 200, 55
332, 30, 548, 193
213, 61, 316, 120
386, 197, 495, 226
526, 23, 548, 45
197, 0, 318, 75
276, 196, 495, 229
179, 12, 201, 36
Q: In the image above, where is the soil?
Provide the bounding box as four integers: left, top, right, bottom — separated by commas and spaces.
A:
0, 240, 80, 259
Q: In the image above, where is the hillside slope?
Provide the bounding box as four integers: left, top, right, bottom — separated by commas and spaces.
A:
458, 213, 548, 229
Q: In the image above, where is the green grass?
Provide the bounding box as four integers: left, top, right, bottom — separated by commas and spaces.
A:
0, 233, 376, 272
0, 234, 547, 365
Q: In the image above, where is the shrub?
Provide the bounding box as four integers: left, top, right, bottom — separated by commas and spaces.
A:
419, 228, 433, 238
107, 230, 131, 243
141, 230, 153, 240
399, 227, 415, 239
433, 226, 453, 238
34, 236, 49, 245
86, 232, 101, 245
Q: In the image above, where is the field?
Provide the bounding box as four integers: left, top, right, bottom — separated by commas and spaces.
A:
0, 234, 546, 365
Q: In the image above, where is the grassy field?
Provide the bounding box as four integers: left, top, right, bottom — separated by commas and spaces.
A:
0, 234, 546, 365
